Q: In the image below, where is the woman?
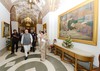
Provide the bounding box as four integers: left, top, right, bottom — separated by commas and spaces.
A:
37, 30, 41, 51
40, 31, 47, 61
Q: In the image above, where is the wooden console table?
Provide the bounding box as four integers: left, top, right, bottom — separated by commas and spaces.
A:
54, 43, 94, 71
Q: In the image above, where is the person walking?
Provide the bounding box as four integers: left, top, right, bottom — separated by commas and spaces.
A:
40, 31, 47, 61
21, 29, 33, 60
44, 31, 50, 58
11, 29, 20, 54
31, 30, 37, 52
37, 30, 41, 51
20, 30, 24, 52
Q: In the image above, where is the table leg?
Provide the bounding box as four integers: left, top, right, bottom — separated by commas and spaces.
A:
75, 58, 78, 71
61, 52, 64, 61
54, 47, 57, 55
90, 61, 93, 71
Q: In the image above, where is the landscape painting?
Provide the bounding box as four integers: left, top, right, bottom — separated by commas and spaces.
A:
58, 0, 98, 45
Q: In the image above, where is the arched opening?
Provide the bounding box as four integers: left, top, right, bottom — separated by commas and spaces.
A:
10, 0, 44, 34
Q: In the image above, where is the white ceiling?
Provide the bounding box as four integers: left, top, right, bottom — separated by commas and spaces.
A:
0, 0, 60, 24
14, 0, 45, 22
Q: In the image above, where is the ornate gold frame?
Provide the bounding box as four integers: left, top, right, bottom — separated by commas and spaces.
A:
43, 23, 47, 31
2, 21, 10, 37
58, 0, 98, 45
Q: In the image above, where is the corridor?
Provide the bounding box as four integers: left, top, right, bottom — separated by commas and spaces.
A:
0, 47, 74, 71
0, 0, 100, 71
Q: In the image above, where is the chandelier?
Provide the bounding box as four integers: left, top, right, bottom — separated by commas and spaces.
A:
24, 17, 32, 23
26, 23, 31, 26
24, 17, 32, 27
28, 0, 35, 9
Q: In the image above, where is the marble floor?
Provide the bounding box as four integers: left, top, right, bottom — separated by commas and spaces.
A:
0, 47, 74, 71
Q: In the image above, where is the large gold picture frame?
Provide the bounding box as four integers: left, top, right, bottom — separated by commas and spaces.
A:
2, 21, 10, 37
43, 23, 47, 32
58, 0, 98, 45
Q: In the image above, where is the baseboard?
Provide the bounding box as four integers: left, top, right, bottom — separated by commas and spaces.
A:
0, 47, 7, 56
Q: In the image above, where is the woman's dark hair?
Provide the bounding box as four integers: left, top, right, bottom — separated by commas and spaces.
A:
41, 31, 44, 34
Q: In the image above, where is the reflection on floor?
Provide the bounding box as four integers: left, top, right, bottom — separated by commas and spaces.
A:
0, 47, 74, 71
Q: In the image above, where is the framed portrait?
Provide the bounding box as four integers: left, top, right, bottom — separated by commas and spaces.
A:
58, 0, 98, 45
2, 21, 10, 37
43, 23, 47, 32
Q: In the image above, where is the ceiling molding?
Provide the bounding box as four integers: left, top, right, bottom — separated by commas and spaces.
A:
0, 0, 60, 24
0, 0, 12, 11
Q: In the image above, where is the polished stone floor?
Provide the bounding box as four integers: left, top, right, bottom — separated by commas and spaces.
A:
0, 47, 74, 71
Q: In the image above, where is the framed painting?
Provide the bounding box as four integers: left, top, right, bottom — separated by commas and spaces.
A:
58, 0, 98, 45
2, 21, 10, 37
43, 23, 47, 32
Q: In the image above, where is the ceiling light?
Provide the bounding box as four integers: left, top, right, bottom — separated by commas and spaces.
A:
26, 23, 31, 26
28, 0, 35, 9
11, 0, 17, 3
24, 17, 32, 23
29, 0, 33, 3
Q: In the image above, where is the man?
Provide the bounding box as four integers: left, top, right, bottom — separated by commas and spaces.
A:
21, 29, 33, 60
11, 29, 20, 54
31, 30, 37, 52
20, 30, 24, 52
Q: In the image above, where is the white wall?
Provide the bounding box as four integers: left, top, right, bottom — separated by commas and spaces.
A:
43, 0, 100, 66
43, 13, 53, 43
11, 21, 18, 33
37, 24, 43, 34
0, 2, 10, 50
